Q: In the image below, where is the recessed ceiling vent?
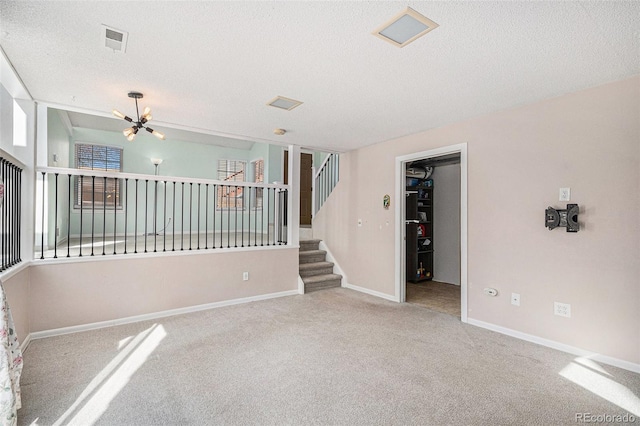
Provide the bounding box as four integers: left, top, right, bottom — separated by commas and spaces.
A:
372, 7, 439, 48
267, 96, 303, 111
101, 24, 128, 53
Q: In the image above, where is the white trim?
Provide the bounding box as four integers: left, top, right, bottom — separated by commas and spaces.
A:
297, 275, 305, 294
0, 46, 32, 100
313, 153, 333, 180
318, 240, 347, 287
30, 289, 300, 341
0, 148, 28, 170
57, 110, 73, 137
343, 283, 398, 302
0, 261, 31, 282
36, 166, 288, 190
467, 318, 640, 374
287, 145, 300, 246
395, 143, 468, 322
33, 244, 297, 266
20, 333, 31, 353
318, 239, 399, 302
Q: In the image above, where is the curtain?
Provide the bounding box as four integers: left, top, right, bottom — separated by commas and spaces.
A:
0, 283, 22, 426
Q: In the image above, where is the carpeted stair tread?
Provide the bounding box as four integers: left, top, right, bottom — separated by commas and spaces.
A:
299, 261, 335, 278
299, 261, 334, 271
299, 250, 327, 264
300, 238, 322, 244
299, 239, 322, 252
302, 273, 342, 284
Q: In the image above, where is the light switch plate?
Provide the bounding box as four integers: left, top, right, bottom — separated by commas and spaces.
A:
559, 188, 571, 201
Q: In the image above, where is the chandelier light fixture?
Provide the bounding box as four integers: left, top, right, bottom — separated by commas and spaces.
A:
112, 92, 165, 141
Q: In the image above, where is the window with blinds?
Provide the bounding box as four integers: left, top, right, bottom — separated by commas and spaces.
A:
217, 159, 245, 209
252, 159, 264, 208
74, 143, 123, 209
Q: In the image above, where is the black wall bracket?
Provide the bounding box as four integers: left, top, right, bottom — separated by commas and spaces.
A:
545, 204, 580, 232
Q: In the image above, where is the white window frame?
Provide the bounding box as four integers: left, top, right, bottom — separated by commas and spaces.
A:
216, 159, 246, 210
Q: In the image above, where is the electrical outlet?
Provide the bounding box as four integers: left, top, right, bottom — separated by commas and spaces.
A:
559, 187, 571, 201
243, 272, 249, 281
554, 302, 571, 318
511, 293, 520, 306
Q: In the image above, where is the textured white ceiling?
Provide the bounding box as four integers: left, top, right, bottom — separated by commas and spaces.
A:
1, 1, 638, 152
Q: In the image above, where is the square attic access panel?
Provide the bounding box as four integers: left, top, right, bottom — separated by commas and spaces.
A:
372, 7, 439, 48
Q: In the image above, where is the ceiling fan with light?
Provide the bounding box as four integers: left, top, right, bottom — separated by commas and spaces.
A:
112, 91, 165, 141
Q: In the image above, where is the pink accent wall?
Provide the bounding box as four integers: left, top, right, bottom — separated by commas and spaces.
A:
29, 249, 298, 332
314, 76, 640, 364
2, 267, 30, 346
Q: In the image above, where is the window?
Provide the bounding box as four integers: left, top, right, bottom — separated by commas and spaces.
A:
217, 159, 245, 209
12, 99, 27, 147
74, 143, 123, 209
252, 159, 264, 208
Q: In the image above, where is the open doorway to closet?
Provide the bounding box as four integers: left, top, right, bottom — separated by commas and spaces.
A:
395, 144, 468, 322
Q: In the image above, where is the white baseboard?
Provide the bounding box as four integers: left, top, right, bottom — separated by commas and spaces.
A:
467, 318, 640, 374
30, 289, 299, 340
20, 333, 31, 353
343, 283, 399, 303
297, 275, 305, 294
318, 241, 347, 286
317, 240, 399, 303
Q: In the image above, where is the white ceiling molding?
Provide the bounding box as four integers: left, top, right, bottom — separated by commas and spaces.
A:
57, 109, 74, 137
0, 46, 31, 100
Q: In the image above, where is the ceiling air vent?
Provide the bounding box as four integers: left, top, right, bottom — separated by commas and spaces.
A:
267, 96, 303, 111
101, 24, 128, 53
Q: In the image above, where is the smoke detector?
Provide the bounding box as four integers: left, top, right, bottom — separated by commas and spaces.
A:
101, 24, 128, 53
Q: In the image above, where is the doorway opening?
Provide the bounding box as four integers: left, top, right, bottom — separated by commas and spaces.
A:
283, 150, 313, 226
395, 143, 468, 322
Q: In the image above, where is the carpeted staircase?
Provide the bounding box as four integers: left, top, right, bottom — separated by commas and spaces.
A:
299, 239, 342, 292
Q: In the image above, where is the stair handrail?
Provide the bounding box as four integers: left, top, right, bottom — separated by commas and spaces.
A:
313, 153, 340, 215
314, 153, 334, 180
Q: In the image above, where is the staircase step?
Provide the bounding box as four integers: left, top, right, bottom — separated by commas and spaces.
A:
299, 261, 334, 278
299, 249, 326, 264
303, 273, 342, 293
299, 239, 322, 252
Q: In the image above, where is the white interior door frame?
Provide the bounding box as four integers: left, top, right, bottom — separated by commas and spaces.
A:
394, 143, 468, 323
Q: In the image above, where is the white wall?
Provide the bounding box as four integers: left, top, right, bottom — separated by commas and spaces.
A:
29, 248, 298, 332
432, 163, 461, 285
314, 76, 640, 365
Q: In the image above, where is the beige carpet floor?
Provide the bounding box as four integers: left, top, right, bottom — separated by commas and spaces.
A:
18, 288, 639, 425
406, 281, 461, 317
